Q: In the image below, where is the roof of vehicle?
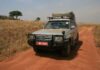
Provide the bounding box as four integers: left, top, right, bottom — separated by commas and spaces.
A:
48, 12, 75, 21
52, 12, 75, 19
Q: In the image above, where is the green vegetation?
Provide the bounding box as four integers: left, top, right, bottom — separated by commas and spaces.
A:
0, 10, 22, 20
35, 17, 41, 21
9, 10, 22, 20
0, 15, 9, 20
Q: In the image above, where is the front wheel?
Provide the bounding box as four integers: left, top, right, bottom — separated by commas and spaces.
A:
75, 33, 79, 45
61, 41, 71, 56
33, 47, 42, 54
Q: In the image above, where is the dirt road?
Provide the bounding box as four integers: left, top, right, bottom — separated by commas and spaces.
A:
0, 27, 100, 70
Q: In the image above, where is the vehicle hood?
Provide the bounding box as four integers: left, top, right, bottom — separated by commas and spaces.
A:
32, 29, 70, 35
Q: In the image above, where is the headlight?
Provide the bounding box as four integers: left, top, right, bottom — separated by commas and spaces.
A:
54, 36, 63, 42
27, 34, 35, 39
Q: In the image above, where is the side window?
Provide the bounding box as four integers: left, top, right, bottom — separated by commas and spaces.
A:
70, 20, 77, 27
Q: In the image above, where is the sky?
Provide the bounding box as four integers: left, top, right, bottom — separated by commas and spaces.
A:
0, 0, 100, 23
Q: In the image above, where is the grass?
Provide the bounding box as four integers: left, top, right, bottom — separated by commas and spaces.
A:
78, 24, 100, 47
0, 20, 46, 61
0, 20, 100, 61
93, 24, 100, 47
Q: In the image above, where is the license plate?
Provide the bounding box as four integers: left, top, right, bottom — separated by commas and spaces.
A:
36, 42, 48, 46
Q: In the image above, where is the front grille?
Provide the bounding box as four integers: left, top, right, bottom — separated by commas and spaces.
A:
36, 35, 52, 41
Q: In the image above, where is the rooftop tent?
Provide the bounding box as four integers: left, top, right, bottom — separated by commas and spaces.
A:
52, 12, 75, 20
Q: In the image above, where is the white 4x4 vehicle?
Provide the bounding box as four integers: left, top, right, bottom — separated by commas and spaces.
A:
27, 12, 79, 56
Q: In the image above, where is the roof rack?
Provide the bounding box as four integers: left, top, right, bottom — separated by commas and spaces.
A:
48, 12, 75, 21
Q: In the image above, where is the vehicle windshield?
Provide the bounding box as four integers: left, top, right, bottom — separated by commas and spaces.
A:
44, 21, 70, 29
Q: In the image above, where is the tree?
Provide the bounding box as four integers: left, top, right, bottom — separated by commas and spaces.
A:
35, 17, 41, 21
9, 10, 22, 20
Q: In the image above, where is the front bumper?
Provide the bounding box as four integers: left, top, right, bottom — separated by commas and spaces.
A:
28, 39, 66, 50
27, 34, 68, 50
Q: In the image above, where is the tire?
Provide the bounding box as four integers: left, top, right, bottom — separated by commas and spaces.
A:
28, 39, 34, 46
33, 47, 41, 53
71, 33, 79, 50
61, 41, 71, 56
75, 33, 79, 45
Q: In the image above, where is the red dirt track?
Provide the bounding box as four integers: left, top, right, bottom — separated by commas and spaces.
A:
0, 27, 100, 70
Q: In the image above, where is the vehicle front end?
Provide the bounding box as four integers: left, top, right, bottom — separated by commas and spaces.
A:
27, 29, 70, 51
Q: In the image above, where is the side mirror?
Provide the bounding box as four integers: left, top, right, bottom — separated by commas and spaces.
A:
71, 25, 76, 29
